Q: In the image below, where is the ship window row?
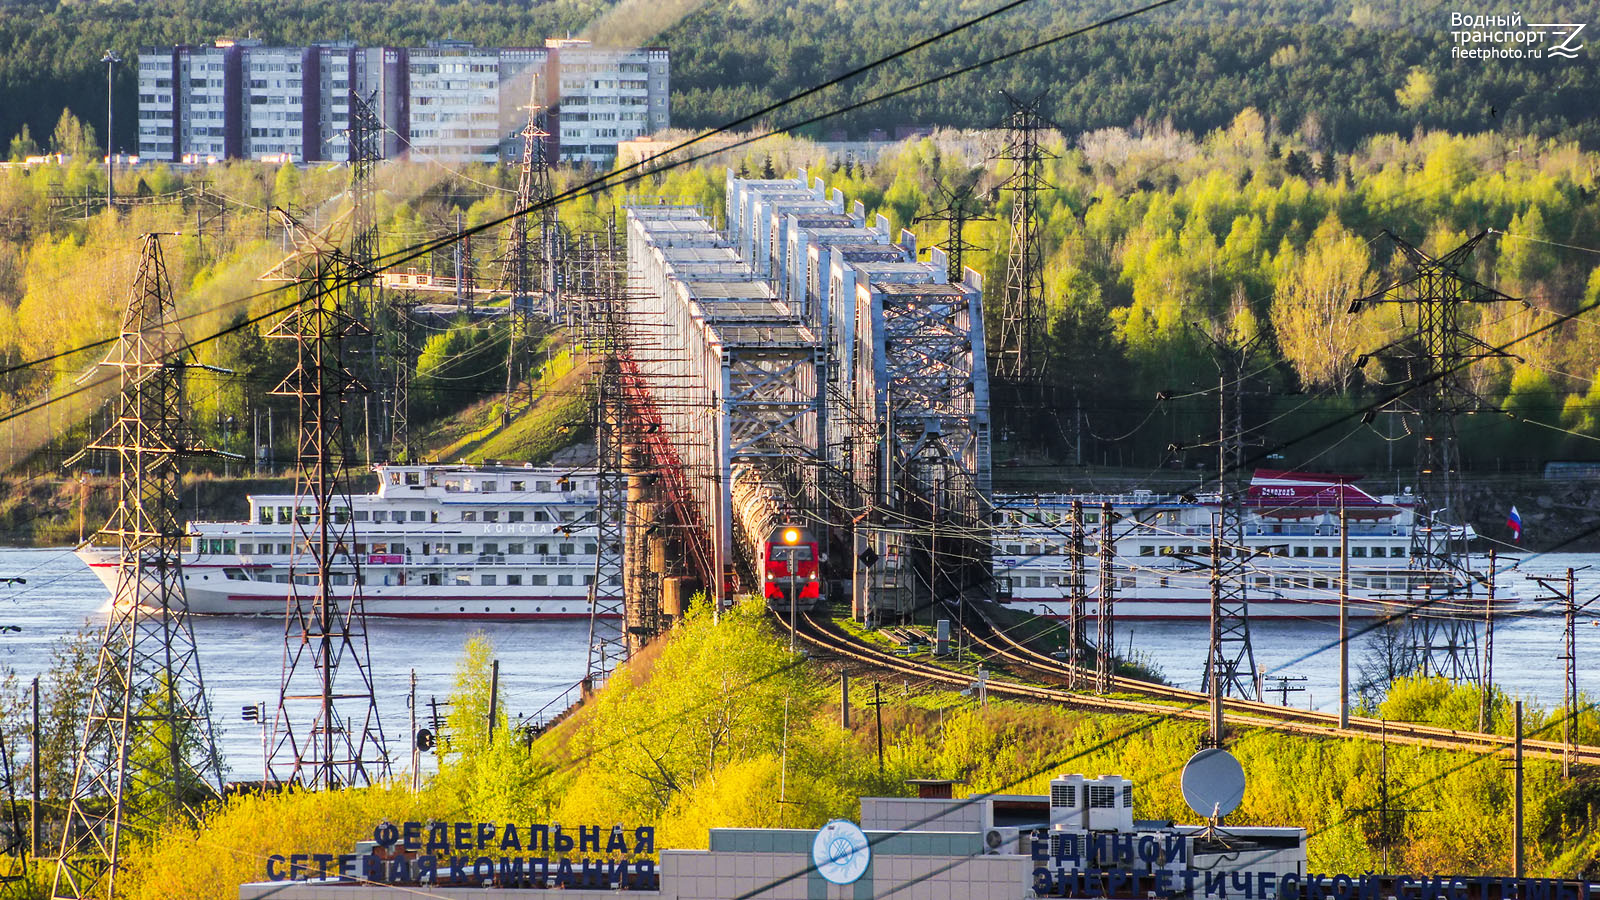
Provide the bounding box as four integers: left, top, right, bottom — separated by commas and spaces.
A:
259, 505, 584, 525
227, 540, 597, 556
253, 571, 617, 587
993, 511, 1103, 526
429, 474, 594, 493
1247, 574, 1417, 591
1135, 544, 1407, 559
353, 510, 429, 522
1007, 572, 1420, 591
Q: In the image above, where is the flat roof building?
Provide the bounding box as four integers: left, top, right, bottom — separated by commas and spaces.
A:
137, 39, 667, 164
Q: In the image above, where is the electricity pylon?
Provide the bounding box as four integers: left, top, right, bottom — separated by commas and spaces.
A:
1349, 230, 1514, 684
266, 222, 390, 790
54, 234, 225, 899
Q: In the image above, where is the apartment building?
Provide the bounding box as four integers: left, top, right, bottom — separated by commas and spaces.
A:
546, 39, 670, 165
136, 38, 667, 164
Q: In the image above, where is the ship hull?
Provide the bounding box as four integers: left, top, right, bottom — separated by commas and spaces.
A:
999, 595, 1395, 621
76, 549, 607, 620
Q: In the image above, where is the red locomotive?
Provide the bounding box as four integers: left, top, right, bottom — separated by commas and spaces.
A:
761, 525, 822, 605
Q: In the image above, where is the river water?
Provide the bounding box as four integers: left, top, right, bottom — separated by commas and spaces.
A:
0, 547, 591, 781
2, 547, 1595, 776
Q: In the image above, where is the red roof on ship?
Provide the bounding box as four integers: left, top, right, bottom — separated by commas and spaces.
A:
1247, 470, 1402, 515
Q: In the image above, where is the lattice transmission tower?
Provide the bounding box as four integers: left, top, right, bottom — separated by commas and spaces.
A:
0, 720, 24, 898
914, 180, 989, 283
504, 83, 555, 410
1202, 335, 1262, 723
266, 218, 389, 790
992, 94, 1051, 383
54, 235, 224, 900
585, 219, 629, 690
1348, 231, 1514, 684
348, 90, 385, 460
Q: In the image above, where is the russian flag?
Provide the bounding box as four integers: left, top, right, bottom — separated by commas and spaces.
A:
1507, 506, 1523, 542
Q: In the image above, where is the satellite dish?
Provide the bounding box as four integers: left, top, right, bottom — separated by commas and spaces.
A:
1180, 748, 1246, 821
812, 820, 871, 885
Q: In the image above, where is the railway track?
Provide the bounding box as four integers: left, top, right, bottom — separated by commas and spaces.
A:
788, 611, 1600, 766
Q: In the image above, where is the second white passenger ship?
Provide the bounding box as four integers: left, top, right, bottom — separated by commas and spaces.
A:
78, 464, 612, 619
993, 470, 1505, 620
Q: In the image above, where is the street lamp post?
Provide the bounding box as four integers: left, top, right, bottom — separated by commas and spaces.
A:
102, 50, 121, 211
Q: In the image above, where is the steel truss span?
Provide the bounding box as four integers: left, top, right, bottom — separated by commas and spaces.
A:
621, 168, 991, 622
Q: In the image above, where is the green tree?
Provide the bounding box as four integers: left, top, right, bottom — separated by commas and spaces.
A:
48, 109, 98, 158
412, 322, 509, 421
7, 124, 38, 161
1270, 216, 1375, 391
271, 162, 301, 206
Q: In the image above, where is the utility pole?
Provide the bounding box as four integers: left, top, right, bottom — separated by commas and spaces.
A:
30, 677, 39, 859
1513, 699, 1524, 878
1348, 231, 1515, 684
1524, 567, 1585, 778
840, 674, 849, 729
101, 51, 120, 211
1339, 491, 1350, 729
487, 659, 500, 744
1066, 499, 1087, 689
55, 235, 226, 900
1095, 501, 1115, 694
1480, 550, 1496, 733
1346, 724, 1421, 875
408, 670, 418, 793
1207, 514, 1225, 745
870, 682, 885, 774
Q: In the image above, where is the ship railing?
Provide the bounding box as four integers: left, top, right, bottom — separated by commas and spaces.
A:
994, 490, 1223, 509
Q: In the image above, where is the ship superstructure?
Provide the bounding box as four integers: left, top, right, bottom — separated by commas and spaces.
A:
78, 464, 611, 618
993, 471, 1488, 620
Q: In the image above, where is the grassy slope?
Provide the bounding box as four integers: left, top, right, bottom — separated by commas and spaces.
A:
423, 345, 591, 466
100, 599, 1600, 900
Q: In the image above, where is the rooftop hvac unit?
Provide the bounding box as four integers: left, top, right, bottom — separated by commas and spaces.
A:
1085, 775, 1135, 833
982, 827, 1021, 855
1048, 774, 1086, 829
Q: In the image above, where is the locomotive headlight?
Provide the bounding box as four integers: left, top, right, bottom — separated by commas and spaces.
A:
765, 573, 773, 580
782, 527, 801, 545
809, 573, 816, 580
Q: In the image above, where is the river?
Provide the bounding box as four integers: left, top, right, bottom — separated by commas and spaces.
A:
2, 547, 1595, 777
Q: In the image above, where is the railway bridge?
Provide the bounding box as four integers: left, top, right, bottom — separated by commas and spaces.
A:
579, 171, 994, 677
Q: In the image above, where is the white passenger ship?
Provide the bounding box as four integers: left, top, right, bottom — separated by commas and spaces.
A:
993, 471, 1499, 620
78, 464, 614, 619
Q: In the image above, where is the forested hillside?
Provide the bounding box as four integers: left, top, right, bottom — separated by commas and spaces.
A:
1, 120, 1598, 481
2, 0, 1598, 161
